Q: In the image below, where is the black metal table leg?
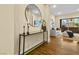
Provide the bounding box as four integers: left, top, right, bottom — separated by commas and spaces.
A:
23, 33, 25, 55
18, 34, 21, 55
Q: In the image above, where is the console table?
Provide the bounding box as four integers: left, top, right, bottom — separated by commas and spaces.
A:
18, 31, 47, 55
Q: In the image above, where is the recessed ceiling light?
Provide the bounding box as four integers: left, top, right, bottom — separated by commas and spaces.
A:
53, 5, 56, 8
57, 12, 62, 15
76, 8, 79, 11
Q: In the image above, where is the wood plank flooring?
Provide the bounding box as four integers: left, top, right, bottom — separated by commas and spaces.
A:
27, 36, 79, 55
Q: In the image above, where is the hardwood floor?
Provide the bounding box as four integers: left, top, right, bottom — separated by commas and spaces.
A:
27, 36, 79, 55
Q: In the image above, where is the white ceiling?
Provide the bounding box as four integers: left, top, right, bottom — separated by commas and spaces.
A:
49, 4, 79, 16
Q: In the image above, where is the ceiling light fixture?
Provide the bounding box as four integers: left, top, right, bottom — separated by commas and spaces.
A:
57, 12, 61, 15
57, 12, 62, 15
76, 8, 79, 11
53, 5, 56, 8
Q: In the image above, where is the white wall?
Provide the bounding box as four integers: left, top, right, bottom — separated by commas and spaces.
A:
14, 4, 26, 54
0, 5, 14, 54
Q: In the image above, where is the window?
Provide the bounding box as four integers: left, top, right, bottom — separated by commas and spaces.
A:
61, 17, 79, 27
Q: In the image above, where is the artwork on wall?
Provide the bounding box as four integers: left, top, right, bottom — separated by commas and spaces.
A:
34, 20, 42, 27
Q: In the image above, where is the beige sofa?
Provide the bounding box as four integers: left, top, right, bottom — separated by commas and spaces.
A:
63, 32, 79, 42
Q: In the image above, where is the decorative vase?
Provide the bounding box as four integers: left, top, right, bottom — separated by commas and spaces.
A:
27, 24, 29, 35
42, 20, 46, 32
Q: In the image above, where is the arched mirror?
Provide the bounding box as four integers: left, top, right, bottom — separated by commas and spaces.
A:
25, 4, 45, 34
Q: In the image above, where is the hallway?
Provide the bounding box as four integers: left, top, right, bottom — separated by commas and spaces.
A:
28, 36, 79, 55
